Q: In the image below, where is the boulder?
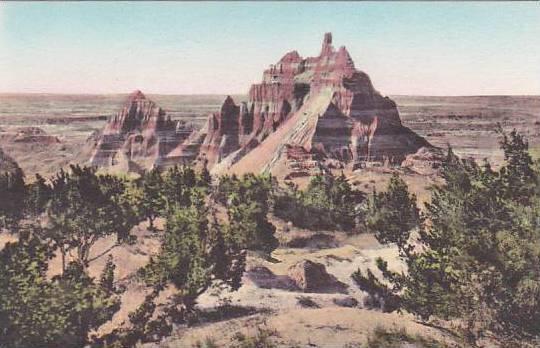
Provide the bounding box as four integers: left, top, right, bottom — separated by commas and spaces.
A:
287, 260, 346, 293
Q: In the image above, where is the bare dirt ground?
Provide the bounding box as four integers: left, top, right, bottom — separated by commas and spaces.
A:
2, 216, 458, 347
162, 307, 452, 348
144, 223, 459, 347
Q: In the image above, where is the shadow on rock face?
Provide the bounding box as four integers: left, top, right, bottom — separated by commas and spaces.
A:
287, 260, 348, 294
246, 260, 348, 294
284, 232, 338, 249
246, 266, 300, 291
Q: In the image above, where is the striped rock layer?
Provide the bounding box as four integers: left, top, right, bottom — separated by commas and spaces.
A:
89, 34, 438, 176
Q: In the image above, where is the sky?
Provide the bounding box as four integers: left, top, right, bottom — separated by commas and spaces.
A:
0, 2, 539, 96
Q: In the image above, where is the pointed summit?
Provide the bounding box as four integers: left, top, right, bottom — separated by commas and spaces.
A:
220, 96, 239, 118
336, 46, 355, 70
323, 32, 332, 46
279, 50, 302, 63
321, 32, 334, 56
222, 95, 236, 107
127, 90, 146, 102
88, 88, 191, 171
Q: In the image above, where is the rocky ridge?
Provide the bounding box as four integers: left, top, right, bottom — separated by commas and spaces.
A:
87, 90, 194, 172
88, 34, 439, 175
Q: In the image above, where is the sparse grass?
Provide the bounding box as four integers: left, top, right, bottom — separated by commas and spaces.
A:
191, 327, 286, 348
363, 326, 451, 348
192, 336, 220, 348
232, 327, 278, 348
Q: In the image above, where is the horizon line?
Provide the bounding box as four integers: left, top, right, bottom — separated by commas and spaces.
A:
0, 92, 539, 98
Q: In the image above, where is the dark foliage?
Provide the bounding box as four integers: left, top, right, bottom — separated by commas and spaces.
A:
0, 167, 27, 231
45, 165, 138, 270
218, 173, 278, 253
0, 231, 120, 348
274, 173, 364, 231
353, 130, 540, 345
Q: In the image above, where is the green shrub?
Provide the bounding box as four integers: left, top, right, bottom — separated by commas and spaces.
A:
218, 173, 278, 253
274, 173, 363, 231
0, 231, 120, 348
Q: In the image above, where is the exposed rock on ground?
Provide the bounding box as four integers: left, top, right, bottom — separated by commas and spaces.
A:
287, 259, 347, 293
402, 146, 446, 175
245, 266, 299, 291
333, 296, 359, 308
283, 232, 337, 249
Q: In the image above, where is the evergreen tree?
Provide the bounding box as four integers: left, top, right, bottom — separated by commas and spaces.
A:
139, 190, 245, 314
46, 165, 137, 270
0, 167, 27, 231
99, 254, 117, 295
274, 172, 362, 231
130, 191, 245, 344
138, 167, 166, 230
353, 133, 540, 345
0, 230, 120, 348
227, 194, 278, 254
199, 161, 212, 187
218, 173, 278, 253
364, 173, 420, 252
161, 165, 203, 214
25, 173, 51, 218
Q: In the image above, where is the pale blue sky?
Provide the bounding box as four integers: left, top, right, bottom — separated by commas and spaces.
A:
0, 2, 539, 95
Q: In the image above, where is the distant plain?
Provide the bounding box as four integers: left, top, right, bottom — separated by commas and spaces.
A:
0, 94, 538, 177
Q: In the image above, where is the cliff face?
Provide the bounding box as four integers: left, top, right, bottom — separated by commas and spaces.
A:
170, 33, 433, 176
87, 91, 193, 172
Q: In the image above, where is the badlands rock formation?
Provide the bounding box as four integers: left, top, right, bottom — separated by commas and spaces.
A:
0, 127, 60, 145
87, 90, 193, 172
169, 33, 435, 177
90, 34, 437, 175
